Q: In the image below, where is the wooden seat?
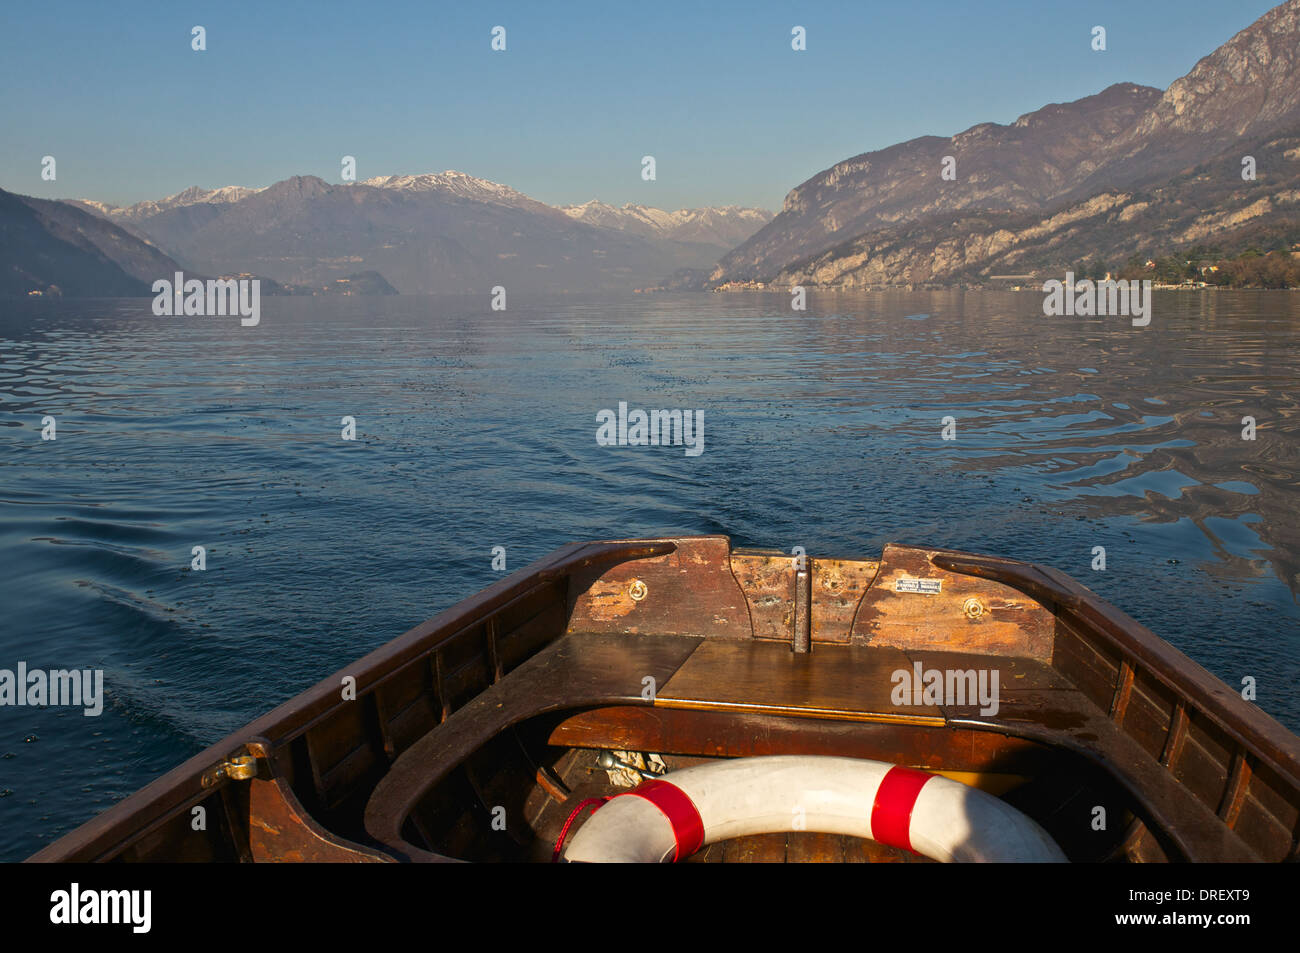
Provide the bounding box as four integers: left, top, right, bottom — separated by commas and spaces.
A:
906, 649, 1259, 862
365, 634, 1259, 862
655, 639, 945, 725
363, 632, 701, 861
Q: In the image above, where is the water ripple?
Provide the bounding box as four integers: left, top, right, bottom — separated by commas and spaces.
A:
1, 290, 1298, 860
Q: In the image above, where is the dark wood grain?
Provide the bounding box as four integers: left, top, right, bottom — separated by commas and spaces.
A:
656, 639, 944, 725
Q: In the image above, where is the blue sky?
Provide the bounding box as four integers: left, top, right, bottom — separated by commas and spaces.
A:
0, 0, 1281, 211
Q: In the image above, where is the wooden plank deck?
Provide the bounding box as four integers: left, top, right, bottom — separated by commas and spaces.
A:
655, 639, 944, 725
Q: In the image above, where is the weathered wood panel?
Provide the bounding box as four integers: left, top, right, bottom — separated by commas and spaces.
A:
567, 536, 753, 639
852, 544, 1054, 658
247, 773, 389, 863
656, 639, 944, 725
546, 704, 1054, 775
812, 557, 879, 643
1052, 619, 1122, 710
1121, 669, 1177, 762
1170, 711, 1233, 815
498, 594, 566, 673
730, 550, 795, 641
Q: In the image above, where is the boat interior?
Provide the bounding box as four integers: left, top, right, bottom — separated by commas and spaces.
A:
29, 536, 1300, 863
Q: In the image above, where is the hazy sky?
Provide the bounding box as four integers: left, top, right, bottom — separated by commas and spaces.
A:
0, 0, 1281, 211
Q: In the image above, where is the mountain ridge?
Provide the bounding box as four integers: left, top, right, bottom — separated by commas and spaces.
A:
757, 125, 1300, 290
1, 189, 185, 297
710, 0, 1300, 289
560, 200, 772, 247
18, 1, 1300, 297
69, 173, 771, 244
57, 173, 774, 294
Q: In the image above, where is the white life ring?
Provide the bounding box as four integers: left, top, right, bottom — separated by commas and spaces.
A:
561, 755, 1067, 863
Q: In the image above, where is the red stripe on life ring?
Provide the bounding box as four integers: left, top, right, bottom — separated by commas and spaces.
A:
870, 766, 935, 852
620, 779, 705, 861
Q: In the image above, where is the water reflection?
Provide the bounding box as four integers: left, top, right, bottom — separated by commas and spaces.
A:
0, 289, 1297, 860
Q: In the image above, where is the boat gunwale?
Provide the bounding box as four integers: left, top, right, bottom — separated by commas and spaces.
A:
933, 549, 1300, 796
24, 534, 1300, 863
23, 538, 672, 862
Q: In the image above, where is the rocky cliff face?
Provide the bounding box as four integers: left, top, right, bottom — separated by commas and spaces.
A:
711, 0, 1300, 289
1073, 0, 1300, 197
715, 83, 1160, 284
766, 127, 1300, 289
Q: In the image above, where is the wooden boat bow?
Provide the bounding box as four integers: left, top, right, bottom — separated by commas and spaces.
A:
25, 535, 1300, 864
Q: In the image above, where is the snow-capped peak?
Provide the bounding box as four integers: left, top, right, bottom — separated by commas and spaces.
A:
71, 185, 265, 222
559, 201, 773, 242
359, 171, 546, 210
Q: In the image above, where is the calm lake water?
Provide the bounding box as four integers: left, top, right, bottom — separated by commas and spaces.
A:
1, 290, 1298, 861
